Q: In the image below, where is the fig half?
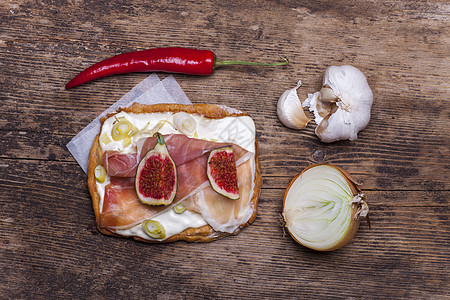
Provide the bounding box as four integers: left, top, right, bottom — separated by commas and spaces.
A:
135, 133, 177, 206
207, 146, 240, 200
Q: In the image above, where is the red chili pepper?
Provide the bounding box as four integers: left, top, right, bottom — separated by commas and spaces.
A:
65, 47, 288, 89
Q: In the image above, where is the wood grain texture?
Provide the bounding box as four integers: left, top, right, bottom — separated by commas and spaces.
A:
0, 0, 448, 299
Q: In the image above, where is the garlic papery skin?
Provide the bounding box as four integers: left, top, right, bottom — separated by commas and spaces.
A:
303, 65, 373, 143
277, 80, 310, 130
173, 112, 197, 136
282, 164, 369, 251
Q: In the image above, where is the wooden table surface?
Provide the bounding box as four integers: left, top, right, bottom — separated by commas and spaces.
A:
1, 0, 449, 299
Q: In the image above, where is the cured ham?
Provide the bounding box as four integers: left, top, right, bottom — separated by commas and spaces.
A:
103, 134, 249, 177
101, 182, 165, 229
99, 134, 254, 231
182, 159, 254, 233
103, 152, 138, 177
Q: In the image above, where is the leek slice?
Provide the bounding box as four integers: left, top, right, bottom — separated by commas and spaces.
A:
142, 219, 166, 239
173, 203, 186, 214
94, 165, 106, 183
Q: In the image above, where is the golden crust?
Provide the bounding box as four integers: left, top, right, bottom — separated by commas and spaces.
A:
87, 103, 262, 243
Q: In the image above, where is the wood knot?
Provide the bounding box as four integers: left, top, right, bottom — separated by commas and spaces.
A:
312, 149, 325, 162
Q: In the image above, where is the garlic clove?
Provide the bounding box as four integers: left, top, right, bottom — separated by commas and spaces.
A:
173, 112, 197, 136
319, 86, 338, 102
303, 65, 373, 143
277, 80, 310, 130
315, 112, 331, 139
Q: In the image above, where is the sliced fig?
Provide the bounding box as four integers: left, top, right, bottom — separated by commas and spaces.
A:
207, 146, 240, 200
135, 133, 177, 206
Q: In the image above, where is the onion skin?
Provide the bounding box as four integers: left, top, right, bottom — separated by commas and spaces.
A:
282, 164, 366, 251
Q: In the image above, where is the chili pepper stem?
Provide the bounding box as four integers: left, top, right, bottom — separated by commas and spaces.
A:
214, 56, 289, 69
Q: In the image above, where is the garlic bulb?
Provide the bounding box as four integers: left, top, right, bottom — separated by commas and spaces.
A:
303, 65, 373, 143
277, 80, 310, 129
173, 112, 197, 136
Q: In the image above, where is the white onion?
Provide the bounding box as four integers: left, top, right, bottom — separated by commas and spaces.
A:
283, 164, 369, 251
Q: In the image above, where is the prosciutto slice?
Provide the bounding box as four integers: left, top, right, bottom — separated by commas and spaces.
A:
100, 178, 165, 229
182, 159, 254, 233
99, 135, 253, 231
103, 152, 138, 177
103, 134, 249, 177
